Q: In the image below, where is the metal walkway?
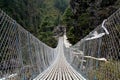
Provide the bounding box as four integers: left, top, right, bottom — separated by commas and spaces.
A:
34, 37, 86, 80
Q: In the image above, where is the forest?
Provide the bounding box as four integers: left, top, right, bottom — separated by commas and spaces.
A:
0, 0, 69, 47
0, 0, 119, 47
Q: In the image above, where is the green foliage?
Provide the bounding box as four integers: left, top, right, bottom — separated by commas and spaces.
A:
62, 7, 78, 44
36, 0, 69, 47
54, 0, 69, 13
38, 31, 57, 47
38, 0, 63, 47
62, 7, 92, 44
78, 13, 90, 27
0, 0, 69, 47
0, 0, 42, 37
38, 14, 58, 47
88, 60, 120, 80
62, 0, 120, 45
62, 7, 74, 26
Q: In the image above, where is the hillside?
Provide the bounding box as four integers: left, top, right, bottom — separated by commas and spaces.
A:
0, 0, 119, 46
62, 0, 120, 44
0, 0, 69, 47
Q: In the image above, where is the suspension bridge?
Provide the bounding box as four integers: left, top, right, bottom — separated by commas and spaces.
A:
0, 7, 120, 80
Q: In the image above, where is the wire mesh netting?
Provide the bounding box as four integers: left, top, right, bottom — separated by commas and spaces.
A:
64, 8, 120, 80
0, 9, 57, 80
0, 7, 120, 80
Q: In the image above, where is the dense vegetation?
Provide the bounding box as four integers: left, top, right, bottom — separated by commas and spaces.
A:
0, 0, 69, 47
0, 0, 120, 46
88, 60, 120, 80
62, 0, 120, 44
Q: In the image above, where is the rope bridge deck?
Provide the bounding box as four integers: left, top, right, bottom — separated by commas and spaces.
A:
0, 8, 120, 80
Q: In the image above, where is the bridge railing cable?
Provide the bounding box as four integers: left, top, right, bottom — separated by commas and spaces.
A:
0, 9, 57, 80
64, 8, 120, 80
